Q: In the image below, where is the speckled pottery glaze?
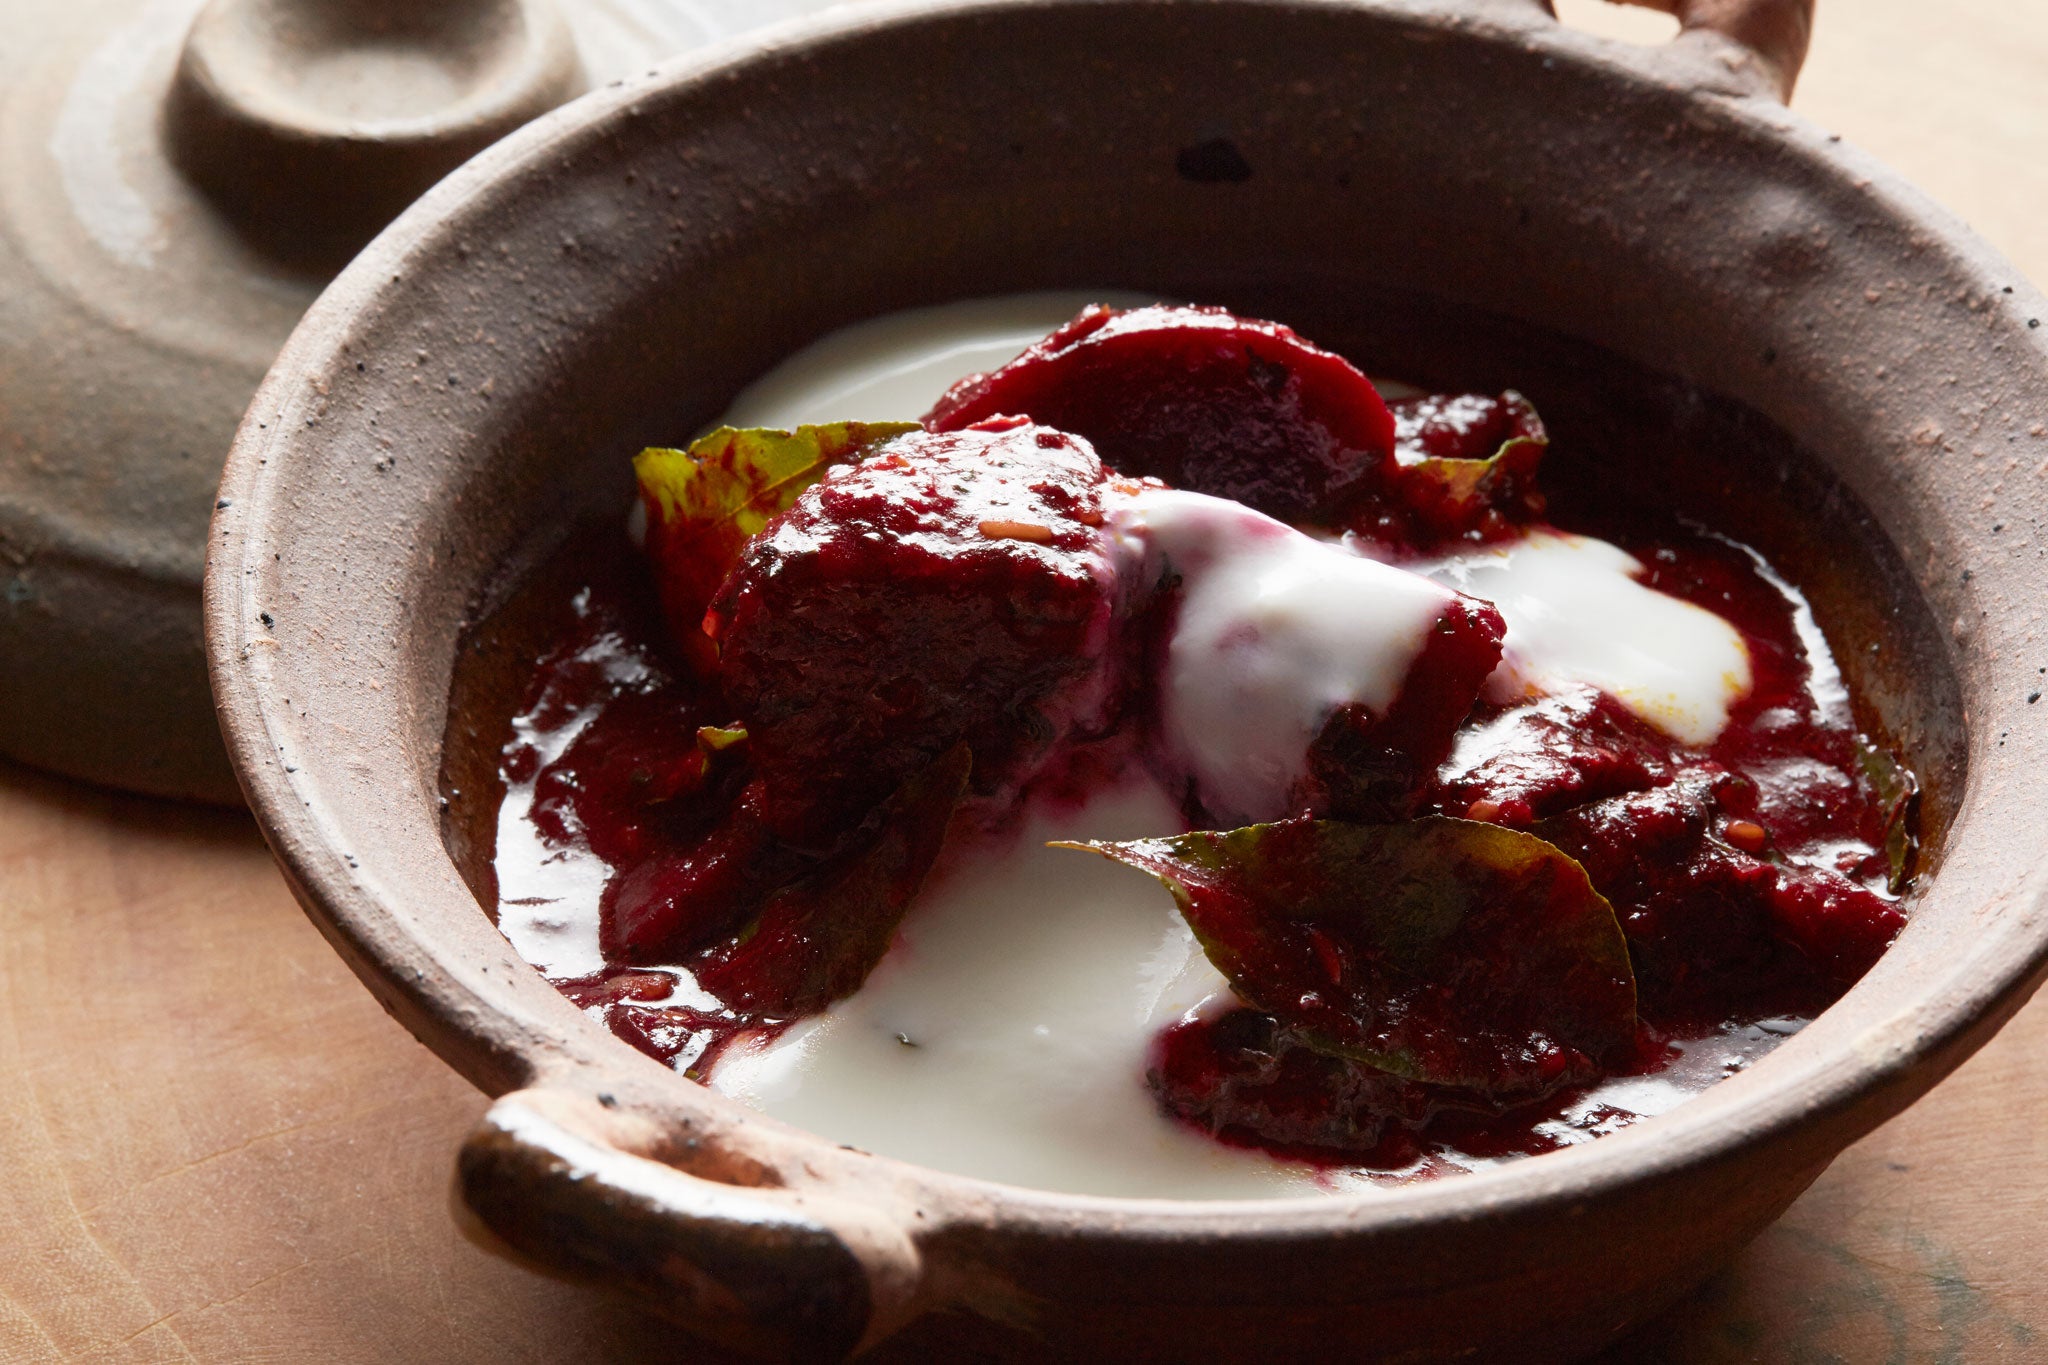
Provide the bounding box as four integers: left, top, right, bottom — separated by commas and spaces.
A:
0, 0, 836, 801
206, 0, 2048, 1359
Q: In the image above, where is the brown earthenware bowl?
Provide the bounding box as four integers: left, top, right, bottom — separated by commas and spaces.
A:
205, 0, 2048, 1359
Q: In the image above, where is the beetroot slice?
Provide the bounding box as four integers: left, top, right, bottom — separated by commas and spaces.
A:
926, 304, 1396, 523
1535, 778, 1906, 1006
693, 745, 970, 1017
1149, 1008, 1513, 1164
1390, 390, 1546, 462
1060, 817, 1637, 1098
1378, 390, 1549, 541
636, 421, 917, 670
1428, 687, 1675, 829
1303, 593, 1507, 822
602, 776, 791, 963
713, 422, 1119, 848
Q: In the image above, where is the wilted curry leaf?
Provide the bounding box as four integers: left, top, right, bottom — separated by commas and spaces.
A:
1855, 736, 1919, 893
1058, 816, 1635, 1096
693, 744, 970, 1018
695, 724, 748, 753
635, 422, 918, 662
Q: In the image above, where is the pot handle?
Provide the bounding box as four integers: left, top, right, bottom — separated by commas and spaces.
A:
457, 1088, 924, 1362
1593, 0, 1813, 100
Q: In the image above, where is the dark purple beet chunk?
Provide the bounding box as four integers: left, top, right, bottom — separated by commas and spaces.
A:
1537, 779, 1903, 1008
693, 745, 970, 1018
1390, 390, 1543, 462
1345, 390, 1549, 544
927, 304, 1396, 523
601, 778, 794, 962
529, 687, 719, 868
1429, 687, 1673, 828
712, 421, 1119, 848
1305, 593, 1507, 821
1767, 861, 1908, 984
1149, 1009, 1524, 1167
1151, 1010, 1440, 1162
1152, 1007, 1681, 1169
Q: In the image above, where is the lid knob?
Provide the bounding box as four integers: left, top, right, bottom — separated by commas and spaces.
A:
164, 0, 584, 271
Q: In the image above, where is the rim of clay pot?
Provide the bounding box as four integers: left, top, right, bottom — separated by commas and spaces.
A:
204, 0, 2048, 1337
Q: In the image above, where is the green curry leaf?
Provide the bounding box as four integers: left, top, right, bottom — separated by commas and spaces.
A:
636, 422, 919, 661
1057, 816, 1636, 1096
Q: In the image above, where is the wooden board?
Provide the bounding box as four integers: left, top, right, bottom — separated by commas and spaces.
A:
4, 2, 2046, 1359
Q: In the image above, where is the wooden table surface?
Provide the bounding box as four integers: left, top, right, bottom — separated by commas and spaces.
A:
5, 2, 2046, 1360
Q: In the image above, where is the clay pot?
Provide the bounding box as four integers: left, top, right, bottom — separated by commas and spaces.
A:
205, 0, 2048, 1359
0, 0, 809, 802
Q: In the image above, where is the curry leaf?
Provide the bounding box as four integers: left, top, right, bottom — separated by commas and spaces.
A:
1057, 816, 1636, 1096
635, 422, 918, 661
1855, 736, 1919, 894
695, 724, 748, 753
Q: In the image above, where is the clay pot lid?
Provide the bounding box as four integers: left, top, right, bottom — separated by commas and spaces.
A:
0, 0, 788, 803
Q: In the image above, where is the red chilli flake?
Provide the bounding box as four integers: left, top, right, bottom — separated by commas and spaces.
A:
978, 519, 1057, 543
1309, 926, 1346, 986
1723, 819, 1770, 853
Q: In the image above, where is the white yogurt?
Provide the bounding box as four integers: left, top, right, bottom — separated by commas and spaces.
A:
1109, 488, 1454, 826
494, 617, 649, 980
1416, 530, 1752, 746
713, 775, 1354, 1198
721, 290, 1158, 430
